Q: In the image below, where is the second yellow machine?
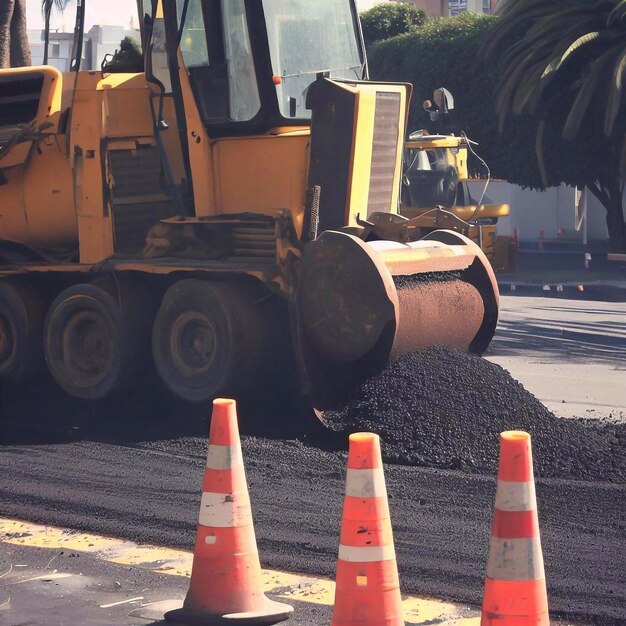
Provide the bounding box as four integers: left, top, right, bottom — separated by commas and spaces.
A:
0, 0, 498, 410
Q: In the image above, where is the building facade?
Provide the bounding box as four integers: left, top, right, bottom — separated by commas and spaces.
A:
28, 26, 140, 72
383, 0, 499, 17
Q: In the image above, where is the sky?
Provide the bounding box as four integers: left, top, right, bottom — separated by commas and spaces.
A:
27, 0, 140, 32
26, 0, 383, 32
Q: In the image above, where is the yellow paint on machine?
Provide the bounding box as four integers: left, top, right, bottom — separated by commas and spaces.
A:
0, 518, 479, 623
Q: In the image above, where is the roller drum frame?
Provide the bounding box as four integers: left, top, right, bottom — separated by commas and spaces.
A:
293, 229, 499, 410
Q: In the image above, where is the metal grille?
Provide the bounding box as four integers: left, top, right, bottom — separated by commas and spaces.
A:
111, 200, 174, 254
108, 148, 176, 254
367, 92, 401, 216
108, 148, 163, 198
230, 225, 276, 262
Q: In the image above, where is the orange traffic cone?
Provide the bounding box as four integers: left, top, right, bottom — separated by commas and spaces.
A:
331, 432, 404, 626
166, 398, 293, 625
481, 431, 549, 626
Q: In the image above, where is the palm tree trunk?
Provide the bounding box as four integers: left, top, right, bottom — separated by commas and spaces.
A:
0, 0, 30, 68
10, 0, 30, 67
604, 194, 626, 253
0, 0, 14, 68
589, 179, 626, 253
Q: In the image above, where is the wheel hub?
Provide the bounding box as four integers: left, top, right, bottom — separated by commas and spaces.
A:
170, 311, 217, 376
61, 311, 113, 382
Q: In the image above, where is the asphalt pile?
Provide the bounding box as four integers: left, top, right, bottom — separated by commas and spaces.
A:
321, 346, 626, 482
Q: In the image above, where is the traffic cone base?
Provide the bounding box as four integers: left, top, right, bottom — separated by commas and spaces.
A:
165, 597, 293, 626
482, 579, 549, 626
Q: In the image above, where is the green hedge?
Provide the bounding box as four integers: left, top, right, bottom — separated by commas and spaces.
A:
366, 14, 542, 185
360, 3, 427, 48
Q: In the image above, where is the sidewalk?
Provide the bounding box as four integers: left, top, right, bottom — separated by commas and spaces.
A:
496, 248, 626, 301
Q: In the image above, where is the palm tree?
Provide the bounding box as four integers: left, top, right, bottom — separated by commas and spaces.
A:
42, 0, 71, 65
483, 0, 626, 251
0, 0, 31, 68
0, 0, 72, 69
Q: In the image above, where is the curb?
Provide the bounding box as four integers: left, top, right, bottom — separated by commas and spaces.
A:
497, 281, 626, 302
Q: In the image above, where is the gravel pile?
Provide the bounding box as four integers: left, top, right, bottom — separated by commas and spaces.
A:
321, 346, 626, 482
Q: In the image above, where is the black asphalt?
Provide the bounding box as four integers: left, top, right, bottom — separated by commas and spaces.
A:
1, 377, 624, 625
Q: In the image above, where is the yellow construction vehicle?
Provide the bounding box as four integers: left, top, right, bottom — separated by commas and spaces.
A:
0, 1, 499, 411
400, 89, 510, 261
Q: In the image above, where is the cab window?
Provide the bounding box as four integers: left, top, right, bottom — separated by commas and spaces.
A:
263, 0, 363, 119
178, 2, 209, 68
176, 0, 260, 124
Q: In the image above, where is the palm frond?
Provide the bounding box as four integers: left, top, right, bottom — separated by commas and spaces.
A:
530, 17, 622, 111
608, 0, 626, 25
535, 119, 548, 187
512, 61, 550, 115
481, 4, 552, 58
41, 0, 70, 15
619, 137, 626, 193
542, 32, 600, 78
604, 48, 626, 136
524, 6, 599, 46
562, 48, 619, 141
495, 51, 539, 126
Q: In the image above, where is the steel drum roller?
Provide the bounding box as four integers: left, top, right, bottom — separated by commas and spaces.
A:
293, 229, 499, 410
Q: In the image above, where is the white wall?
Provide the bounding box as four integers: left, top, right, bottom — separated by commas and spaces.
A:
28, 31, 81, 72
467, 181, 610, 242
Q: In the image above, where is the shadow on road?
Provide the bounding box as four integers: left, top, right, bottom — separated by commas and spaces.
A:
0, 373, 332, 448
490, 304, 626, 364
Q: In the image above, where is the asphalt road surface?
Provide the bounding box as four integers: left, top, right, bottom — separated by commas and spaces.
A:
1, 295, 624, 624
489, 296, 626, 420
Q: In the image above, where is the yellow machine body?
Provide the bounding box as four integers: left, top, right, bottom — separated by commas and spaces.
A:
401, 133, 509, 260
0, 0, 499, 409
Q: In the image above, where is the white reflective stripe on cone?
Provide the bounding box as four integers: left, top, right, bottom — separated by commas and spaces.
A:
345, 468, 387, 498
198, 491, 251, 528
486, 537, 545, 581
205, 444, 243, 470
338, 544, 396, 563
494, 480, 537, 512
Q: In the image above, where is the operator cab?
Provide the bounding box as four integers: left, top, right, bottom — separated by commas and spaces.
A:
140, 0, 367, 136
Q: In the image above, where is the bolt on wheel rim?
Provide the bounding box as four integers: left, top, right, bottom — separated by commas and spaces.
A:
60, 310, 114, 384
169, 311, 217, 377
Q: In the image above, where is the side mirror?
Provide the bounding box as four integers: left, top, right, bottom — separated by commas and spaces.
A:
433, 87, 454, 114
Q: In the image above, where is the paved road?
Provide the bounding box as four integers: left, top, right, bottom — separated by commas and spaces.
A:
1, 519, 490, 626
488, 295, 626, 420
1, 294, 625, 624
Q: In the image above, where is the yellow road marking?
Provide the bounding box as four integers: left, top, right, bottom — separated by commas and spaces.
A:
1, 517, 479, 623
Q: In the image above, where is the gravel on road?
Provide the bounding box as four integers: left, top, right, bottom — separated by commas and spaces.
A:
321, 347, 626, 482
1, 343, 625, 624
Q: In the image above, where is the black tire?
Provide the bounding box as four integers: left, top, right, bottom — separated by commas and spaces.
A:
151, 279, 268, 403
0, 280, 45, 382
436, 165, 459, 208
44, 280, 150, 400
